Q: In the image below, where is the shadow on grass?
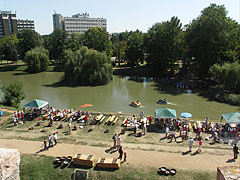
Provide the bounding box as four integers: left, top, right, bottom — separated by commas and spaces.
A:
93, 166, 118, 172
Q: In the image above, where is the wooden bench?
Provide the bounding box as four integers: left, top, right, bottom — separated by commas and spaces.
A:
96, 158, 120, 169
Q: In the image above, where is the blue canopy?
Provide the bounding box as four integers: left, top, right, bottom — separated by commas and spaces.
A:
181, 112, 192, 118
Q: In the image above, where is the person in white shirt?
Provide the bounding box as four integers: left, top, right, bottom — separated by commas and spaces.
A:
189, 137, 194, 152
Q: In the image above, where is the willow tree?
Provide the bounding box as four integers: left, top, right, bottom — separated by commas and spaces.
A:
24, 47, 49, 73
64, 46, 113, 85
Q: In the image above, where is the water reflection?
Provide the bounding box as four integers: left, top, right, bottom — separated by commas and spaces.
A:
0, 71, 239, 120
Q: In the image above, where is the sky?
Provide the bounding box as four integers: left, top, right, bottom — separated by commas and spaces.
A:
0, 0, 239, 35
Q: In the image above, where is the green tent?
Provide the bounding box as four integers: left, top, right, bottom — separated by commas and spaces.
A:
24, 99, 49, 109
221, 112, 240, 124
155, 108, 176, 118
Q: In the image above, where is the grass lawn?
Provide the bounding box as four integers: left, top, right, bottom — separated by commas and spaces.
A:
20, 154, 216, 180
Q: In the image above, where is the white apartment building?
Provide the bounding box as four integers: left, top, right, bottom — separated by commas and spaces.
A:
53, 12, 107, 35
17, 19, 35, 31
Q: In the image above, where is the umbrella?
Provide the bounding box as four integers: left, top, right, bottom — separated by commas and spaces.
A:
79, 104, 93, 108
181, 112, 192, 118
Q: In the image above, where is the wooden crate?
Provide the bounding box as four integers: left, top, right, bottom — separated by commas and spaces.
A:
72, 154, 95, 167
96, 158, 120, 169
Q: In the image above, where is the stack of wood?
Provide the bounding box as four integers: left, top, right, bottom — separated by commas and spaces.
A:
72, 153, 95, 167
96, 158, 120, 169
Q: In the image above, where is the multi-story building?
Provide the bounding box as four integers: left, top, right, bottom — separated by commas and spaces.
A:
17, 19, 35, 31
53, 12, 107, 35
0, 11, 18, 38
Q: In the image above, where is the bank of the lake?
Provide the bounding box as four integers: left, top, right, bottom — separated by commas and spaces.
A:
0, 71, 239, 121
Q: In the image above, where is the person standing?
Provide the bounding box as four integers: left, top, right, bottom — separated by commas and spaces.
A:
117, 134, 122, 149
43, 138, 47, 150
205, 117, 209, 133
140, 111, 144, 120
118, 146, 123, 160
197, 137, 203, 152
124, 151, 127, 162
68, 120, 72, 135
233, 144, 239, 159
53, 133, 58, 145
170, 130, 177, 142
112, 133, 117, 148
48, 135, 53, 147
189, 137, 194, 152
165, 126, 169, 138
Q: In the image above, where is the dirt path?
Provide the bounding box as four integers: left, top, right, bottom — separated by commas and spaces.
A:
0, 138, 239, 171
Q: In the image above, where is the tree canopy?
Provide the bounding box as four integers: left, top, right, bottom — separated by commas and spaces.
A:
64, 46, 113, 85
84, 27, 112, 56
17, 29, 43, 60
125, 30, 144, 67
44, 29, 68, 61
0, 35, 18, 61
145, 16, 184, 76
1, 81, 25, 108
184, 3, 240, 78
24, 47, 50, 73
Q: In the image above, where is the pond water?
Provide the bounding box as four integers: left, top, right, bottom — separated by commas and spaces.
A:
0, 71, 239, 120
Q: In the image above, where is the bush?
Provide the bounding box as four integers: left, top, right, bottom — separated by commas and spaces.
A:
1, 81, 25, 108
24, 47, 49, 73
64, 46, 113, 85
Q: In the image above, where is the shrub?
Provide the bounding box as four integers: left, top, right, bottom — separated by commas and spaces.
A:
1, 81, 25, 108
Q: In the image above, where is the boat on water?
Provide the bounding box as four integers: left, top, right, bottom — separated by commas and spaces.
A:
157, 99, 168, 104
129, 100, 141, 107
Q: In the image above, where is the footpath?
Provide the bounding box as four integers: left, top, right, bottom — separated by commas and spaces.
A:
0, 138, 239, 171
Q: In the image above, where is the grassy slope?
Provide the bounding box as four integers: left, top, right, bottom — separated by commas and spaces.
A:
20, 154, 216, 180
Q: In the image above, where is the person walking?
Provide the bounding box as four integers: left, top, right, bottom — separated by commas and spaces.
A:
233, 144, 239, 159
189, 137, 194, 152
170, 130, 177, 142
112, 133, 117, 148
118, 146, 123, 160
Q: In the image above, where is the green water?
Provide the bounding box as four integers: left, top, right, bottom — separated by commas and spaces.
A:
0, 71, 239, 120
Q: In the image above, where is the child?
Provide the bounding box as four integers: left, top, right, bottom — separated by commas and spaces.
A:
124, 151, 127, 162
43, 138, 47, 149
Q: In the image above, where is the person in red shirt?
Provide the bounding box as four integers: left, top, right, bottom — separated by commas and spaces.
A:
148, 116, 152, 125
85, 115, 89, 125
197, 137, 203, 152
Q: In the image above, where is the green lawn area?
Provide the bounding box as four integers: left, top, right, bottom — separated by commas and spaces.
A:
20, 154, 216, 180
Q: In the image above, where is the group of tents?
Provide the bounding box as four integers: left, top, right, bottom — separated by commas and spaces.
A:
155, 108, 240, 124
24, 100, 240, 124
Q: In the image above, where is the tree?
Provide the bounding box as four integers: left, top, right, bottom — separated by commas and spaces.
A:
24, 47, 49, 73
64, 46, 113, 85
112, 39, 127, 66
45, 29, 67, 62
66, 33, 84, 51
17, 29, 43, 60
210, 62, 240, 92
185, 4, 240, 78
0, 35, 18, 62
125, 30, 144, 67
84, 27, 112, 56
145, 16, 184, 76
1, 81, 25, 108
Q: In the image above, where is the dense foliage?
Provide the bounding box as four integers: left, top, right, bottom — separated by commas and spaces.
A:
43, 29, 67, 62
145, 16, 184, 76
64, 46, 113, 85
24, 47, 50, 73
1, 81, 25, 108
125, 30, 144, 67
0, 35, 18, 61
17, 29, 43, 60
185, 4, 240, 78
84, 27, 112, 56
